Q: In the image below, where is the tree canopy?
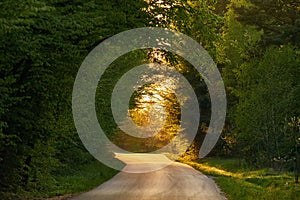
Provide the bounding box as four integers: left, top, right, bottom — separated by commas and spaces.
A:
0, 0, 299, 198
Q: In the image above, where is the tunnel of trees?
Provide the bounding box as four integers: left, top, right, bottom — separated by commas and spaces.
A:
0, 0, 299, 198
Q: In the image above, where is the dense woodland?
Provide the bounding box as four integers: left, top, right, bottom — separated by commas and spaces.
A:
0, 0, 299, 199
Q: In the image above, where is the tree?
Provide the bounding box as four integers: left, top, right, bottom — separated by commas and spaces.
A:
0, 0, 149, 198
233, 46, 299, 167
144, 0, 226, 159
232, 0, 300, 47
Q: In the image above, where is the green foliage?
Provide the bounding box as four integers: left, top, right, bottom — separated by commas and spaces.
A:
233, 46, 300, 167
1, 0, 298, 198
232, 0, 300, 47
96, 50, 148, 140
0, 0, 148, 198
19, 160, 118, 199
147, 0, 226, 159
221, 0, 300, 169
184, 157, 300, 200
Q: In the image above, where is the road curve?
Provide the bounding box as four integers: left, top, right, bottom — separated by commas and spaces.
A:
70, 153, 227, 200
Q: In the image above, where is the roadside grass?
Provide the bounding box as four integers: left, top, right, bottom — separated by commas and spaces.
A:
20, 160, 118, 199
180, 158, 300, 200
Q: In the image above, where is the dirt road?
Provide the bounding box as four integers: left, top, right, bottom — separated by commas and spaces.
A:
70, 153, 226, 200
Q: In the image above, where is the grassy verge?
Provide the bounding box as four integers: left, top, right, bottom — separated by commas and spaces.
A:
20, 160, 118, 199
181, 158, 300, 200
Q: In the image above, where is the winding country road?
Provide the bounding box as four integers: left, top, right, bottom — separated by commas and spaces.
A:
70, 154, 227, 200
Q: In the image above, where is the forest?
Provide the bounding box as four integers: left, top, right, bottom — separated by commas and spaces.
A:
0, 0, 299, 199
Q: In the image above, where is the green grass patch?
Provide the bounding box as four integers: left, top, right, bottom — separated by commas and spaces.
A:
20, 160, 118, 199
181, 158, 300, 200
